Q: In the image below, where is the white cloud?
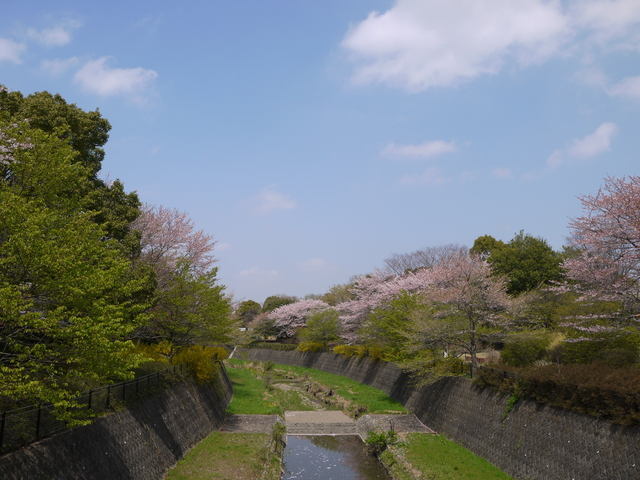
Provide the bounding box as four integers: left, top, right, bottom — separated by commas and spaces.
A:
342, 0, 640, 92
74, 57, 158, 96
249, 185, 297, 213
296, 258, 332, 273
382, 140, 457, 158
608, 75, 640, 99
398, 167, 446, 185
0, 38, 26, 63
546, 122, 617, 169
566, 122, 618, 158
29, 28, 67, 47
493, 168, 512, 179
41, 57, 80, 76
571, 0, 640, 45
342, 0, 568, 91
546, 149, 565, 170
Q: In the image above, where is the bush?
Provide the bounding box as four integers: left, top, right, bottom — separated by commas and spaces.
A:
297, 342, 326, 352
501, 335, 550, 367
174, 346, 228, 385
333, 345, 358, 358
365, 430, 398, 456
476, 363, 640, 425
249, 342, 297, 351
561, 330, 640, 364
591, 348, 638, 367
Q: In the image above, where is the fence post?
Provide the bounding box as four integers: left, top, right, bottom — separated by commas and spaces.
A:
88, 389, 93, 410
107, 385, 111, 409
0, 411, 6, 454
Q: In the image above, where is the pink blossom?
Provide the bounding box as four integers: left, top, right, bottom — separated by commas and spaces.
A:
564, 175, 640, 311
269, 299, 332, 338
132, 203, 217, 289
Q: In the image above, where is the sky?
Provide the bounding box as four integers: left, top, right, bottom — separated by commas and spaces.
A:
2, 1, 640, 305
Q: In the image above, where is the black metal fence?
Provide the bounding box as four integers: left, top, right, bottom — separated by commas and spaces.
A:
0, 363, 188, 455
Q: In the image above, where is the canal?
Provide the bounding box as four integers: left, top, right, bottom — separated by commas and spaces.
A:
282, 435, 392, 480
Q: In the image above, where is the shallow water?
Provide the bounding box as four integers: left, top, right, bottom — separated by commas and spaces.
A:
282, 435, 392, 480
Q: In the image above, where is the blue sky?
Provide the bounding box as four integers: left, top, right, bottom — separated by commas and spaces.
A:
2, 0, 640, 304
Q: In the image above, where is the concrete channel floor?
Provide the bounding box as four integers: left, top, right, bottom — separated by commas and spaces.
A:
219, 412, 434, 437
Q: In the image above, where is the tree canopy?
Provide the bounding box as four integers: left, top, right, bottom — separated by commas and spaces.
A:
0, 120, 149, 411
472, 231, 563, 295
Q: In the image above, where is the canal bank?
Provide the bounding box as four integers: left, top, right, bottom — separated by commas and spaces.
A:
0, 368, 233, 480
238, 347, 640, 480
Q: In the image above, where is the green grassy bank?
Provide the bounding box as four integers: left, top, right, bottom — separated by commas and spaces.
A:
165, 360, 513, 480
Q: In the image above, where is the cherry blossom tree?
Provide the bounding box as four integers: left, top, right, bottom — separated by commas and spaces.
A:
131, 204, 233, 353
268, 299, 332, 338
558, 176, 640, 357
336, 268, 434, 343
405, 253, 513, 376
382, 244, 468, 275
564, 175, 640, 313
132, 203, 217, 289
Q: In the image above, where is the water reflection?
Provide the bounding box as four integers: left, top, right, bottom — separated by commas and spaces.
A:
282, 435, 392, 480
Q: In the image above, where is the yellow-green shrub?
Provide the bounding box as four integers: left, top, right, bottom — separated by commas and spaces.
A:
333, 345, 358, 358
297, 342, 325, 352
174, 346, 229, 384
333, 345, 387, 361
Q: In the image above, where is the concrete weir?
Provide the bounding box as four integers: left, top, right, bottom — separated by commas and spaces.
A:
239, 348, 640, 480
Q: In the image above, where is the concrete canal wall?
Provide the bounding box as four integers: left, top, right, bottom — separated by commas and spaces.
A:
239, 348, 640, 480
0, 368, 233, 480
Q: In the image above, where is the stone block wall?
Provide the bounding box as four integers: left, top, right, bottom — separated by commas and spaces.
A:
239, 348, 640, 480
0, 368, 233, 480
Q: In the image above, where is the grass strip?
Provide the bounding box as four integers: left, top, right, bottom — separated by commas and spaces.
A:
225, 364, 317, 414
397, 433, 515, 480
225, 366, 281, 415
165, 432, 274, 480
261, 362, 407, 414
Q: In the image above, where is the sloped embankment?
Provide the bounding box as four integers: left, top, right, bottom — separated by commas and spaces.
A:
0, 369, 233, 480
238, 348, 640, 480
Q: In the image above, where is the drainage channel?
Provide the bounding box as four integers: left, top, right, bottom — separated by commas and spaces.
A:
282, 435, 392, 480
282, 411, 392, 479
220, 411, 433, 479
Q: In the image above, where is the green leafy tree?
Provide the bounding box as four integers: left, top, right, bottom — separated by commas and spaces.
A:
252, 315, 278, 341
139, 260, 233, 363
236, 300, 261, 326
469, 235, 505, 258
0, 86, 144, 260
473, 231, 563, 295
299, 309, 341, 347
0, 122, 150, 415
0, 87, 110, 177
321, 283, 355, 306
360, 291, 421, 358
262, 295, 296, 312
